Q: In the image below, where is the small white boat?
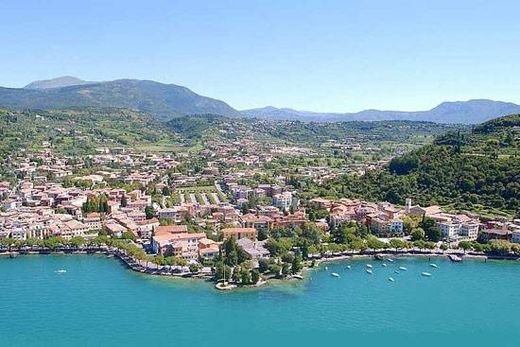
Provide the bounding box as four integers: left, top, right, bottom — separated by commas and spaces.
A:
325, 266, 328, 271
382, 263, 387, 267
346, 265, 352, 270
55, 269, 67, 274
399, 266, 408, 271
387, 259, 394, 263
421, 272, 432, 277
429, 263, 438, 268
331, 272, 340, 278
388, 277, 395, 282
366, 269, 373, 274
366, 264, 373, 268
394, 270, 400, 274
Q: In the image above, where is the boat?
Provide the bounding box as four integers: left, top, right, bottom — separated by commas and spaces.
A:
382, 263, 387, 267
366, 264, 373, 268
292, 275, 304, 280
374, 254, 384, 260
387, 258, 394, 263
366, 269, 373, 274
325, 266, 328, 271
399, 266, 407, 271
346, 265, 352, 270
331, 273, 340, 278
448, 254, 462, 262
421, 272, 432, 277
388, 277, 395, 282
55, 269, 67, 274
394, 270, 400, 274
429, 263, 438, 268
215, 282, 236, 290
9, 252, 18, 258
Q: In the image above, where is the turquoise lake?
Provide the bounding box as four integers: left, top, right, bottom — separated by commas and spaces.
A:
1, 255, 519, 347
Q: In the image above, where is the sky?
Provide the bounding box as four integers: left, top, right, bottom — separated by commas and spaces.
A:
0, 0, 519, 112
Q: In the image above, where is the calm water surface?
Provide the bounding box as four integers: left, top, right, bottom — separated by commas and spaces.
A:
1, 255, 519, 347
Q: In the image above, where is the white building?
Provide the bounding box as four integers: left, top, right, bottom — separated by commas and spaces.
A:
273, 192, 298, 211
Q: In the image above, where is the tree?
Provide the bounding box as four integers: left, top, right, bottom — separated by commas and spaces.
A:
281, 263, 291, 277
258, 258, 269, 273
489, 240, 512, 256
459, 240, 472, 253
222, 237, 247, 266
421, 218, 441, 242
240, 267, 251, 285
291, 255, 302, 274
389, 238, 406, 252
257, 228, 268, 241
122, 231, 136, 241
251, 269, 260, 284
268, 263, 282, 278
145, 205, 155, 219
189, 263, 200, 273
69, 236, 85, 248
410, 227, 425, 241
366, 235, 386, 250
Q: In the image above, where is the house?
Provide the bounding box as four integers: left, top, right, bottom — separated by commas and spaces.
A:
198, 238, 220, 260
152, 231, 206, 261
221, 227, 256, 241
105, 222, 127, 238
237, 238, 270, 259
155, 225, 188, 234
83, 213, 102, 231
512, 230, 520, 244
273, 191, 297, 211
136, 218, 160, 238
241, 213, 273, 232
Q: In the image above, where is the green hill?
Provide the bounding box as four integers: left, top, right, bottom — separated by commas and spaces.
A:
0, 79, 240, 120
0, 108, 179, 156
315, 114, 520, 218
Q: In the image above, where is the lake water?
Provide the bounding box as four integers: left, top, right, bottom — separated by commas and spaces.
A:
1, 255, 519, 347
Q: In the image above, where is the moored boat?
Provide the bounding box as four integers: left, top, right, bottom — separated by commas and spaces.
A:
421, 272, 432, 277
399, 266, 407, 271
331, 272, 340, 278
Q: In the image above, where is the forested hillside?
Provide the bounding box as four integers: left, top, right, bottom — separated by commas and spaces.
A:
167, 114, 465, 146
0, 108, 178, 156
314, 114, 520, 218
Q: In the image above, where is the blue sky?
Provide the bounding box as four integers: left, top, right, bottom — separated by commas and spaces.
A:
1, 0, 519, 112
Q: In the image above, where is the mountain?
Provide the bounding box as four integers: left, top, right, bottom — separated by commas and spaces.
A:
24, 76, 93, 89
0, 79, 241, 120
323, 114, 520, 218
242, 100, 520, 124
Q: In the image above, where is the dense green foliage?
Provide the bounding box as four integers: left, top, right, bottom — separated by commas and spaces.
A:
0, 108, 178, 156
168, 114, 465, 146
317, 114, 520, 216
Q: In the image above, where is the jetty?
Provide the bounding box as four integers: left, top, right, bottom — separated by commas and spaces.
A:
448, 254, 463, 262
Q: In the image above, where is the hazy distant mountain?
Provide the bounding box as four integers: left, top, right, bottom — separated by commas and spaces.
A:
242, 100, 520, 124
2, 76, 519, 123
0, 78, 240, 120
24, 76, 93, 89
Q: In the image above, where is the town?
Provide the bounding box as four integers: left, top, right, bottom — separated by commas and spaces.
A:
1, 139, 519, 288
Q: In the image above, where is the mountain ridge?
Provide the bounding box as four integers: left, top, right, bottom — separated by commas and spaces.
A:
24, 76, 94, 89
2, 77, 520, 123
242, 99, 520, 124
0, 78, 240, 120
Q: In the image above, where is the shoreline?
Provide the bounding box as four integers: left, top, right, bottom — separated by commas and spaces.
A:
1, 246, 519, 290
